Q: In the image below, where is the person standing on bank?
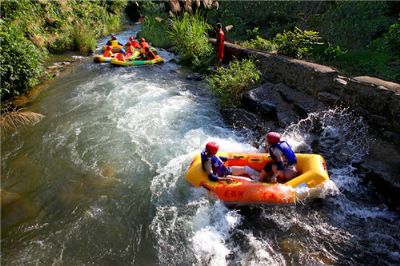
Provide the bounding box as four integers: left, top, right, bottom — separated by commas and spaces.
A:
258, 132, 298, 183
215, 23, 225, 66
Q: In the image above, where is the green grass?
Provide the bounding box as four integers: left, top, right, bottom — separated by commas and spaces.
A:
328, 49, 400, 82
141, 15, 172, 48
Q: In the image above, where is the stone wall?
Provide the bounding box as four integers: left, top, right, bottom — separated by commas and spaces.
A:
211, 39, 400, 146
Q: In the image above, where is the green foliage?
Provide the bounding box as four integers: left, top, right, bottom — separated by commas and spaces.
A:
212, 1, 398, 82
206, 5, 247, 41
319, 2, 393, 49
0, 0, 128, 100
140, 1, 165, 17
242, 36, 276, 52
385, 18, 400, 51
211, 1, 330, 40
168, 12, 213, 71
274, 27, 322, 59
246, 27, 261, 40
0, 20, 46, 99
104, 0, 128, 14
207, 59, 261, 107
72, 24, 97, 53
332, 49, 400, 82
141, 14, 172, 48
312, 42, 347, 62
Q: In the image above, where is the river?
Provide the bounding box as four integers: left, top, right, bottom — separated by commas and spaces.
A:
1, 26, 399, 266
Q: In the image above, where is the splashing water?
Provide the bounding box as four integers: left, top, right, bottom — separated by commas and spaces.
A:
283, 107, 371, 167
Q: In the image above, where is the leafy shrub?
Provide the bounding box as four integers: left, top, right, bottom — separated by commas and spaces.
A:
0, 0, 128, 100
0, 20, 46, 99
319, 2, 392, 49
168, 12, 213, 71
385, 18, 400, 51
207, 59, 261, 107
72, 23, 97, 53
141, 14, 172, 48
246, 27, 261, 40
242, 36, 276, 52
274, 27, 322, 59
312, 42, 347, 62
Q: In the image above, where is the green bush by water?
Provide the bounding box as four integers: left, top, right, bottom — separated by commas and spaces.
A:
242, 36, 276, 53
168, 12, 213, 71
207, 59, 261, 107
0, 0, 127, 100
274, 27, 322, 59
141, 15, 172, 48
0, 20, 46, 99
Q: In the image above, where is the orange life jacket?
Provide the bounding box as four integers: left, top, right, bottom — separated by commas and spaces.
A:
132, 41, 141, 49
103, 50, 113, 57
126, 45, 135, 55
116, 53, 125, 61
141, 41, 150, 49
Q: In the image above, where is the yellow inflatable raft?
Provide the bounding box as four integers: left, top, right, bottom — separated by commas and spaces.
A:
110, 55, 164, 67
186, 152, 330, 205
93, 50, 141, 63
93, 55, 113, 63
102, 45, 124, 53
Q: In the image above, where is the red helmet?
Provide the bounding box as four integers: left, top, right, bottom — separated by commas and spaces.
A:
106, 46, 112, 51
111, 34, 116, 40
129, 36, 134, 41
140, 37, 146, 42
205, 141, 219, 155
266, 132, 281, 145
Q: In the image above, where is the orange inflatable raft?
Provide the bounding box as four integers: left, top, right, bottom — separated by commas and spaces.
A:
185, 152, 330, 205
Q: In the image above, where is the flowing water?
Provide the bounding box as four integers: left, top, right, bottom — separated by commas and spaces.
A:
1, 26, 400, 266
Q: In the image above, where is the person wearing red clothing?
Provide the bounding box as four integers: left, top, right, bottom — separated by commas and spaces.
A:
116, 49, 126, 61
103, 45, 113, 57
139, 38, 150, 49
215, 23, 225, 66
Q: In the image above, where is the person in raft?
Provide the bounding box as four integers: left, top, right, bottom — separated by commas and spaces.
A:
125, 42, 136, 56
125, 36, 141, 49
201, 141, 259, 182
143, 46, 156, 60
258, 132, 298, 183
115, 49, 126, 62
139, 38, 149, 51
215, 22, 225, 66
103, 45, 113, 57
106, 34, 123, 46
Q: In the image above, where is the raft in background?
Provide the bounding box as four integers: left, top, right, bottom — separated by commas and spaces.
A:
186, 152, 330, 205
93, 50, 141, 63
93, 55, 112, 63
102, 45, 124, 53
110, 55, 164, 67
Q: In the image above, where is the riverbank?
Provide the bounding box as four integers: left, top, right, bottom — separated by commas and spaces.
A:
215, 39, 400, 209
5, 54, 87, 109
0, 0, 128, 101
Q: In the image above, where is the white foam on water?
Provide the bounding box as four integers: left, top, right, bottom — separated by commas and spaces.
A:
236, 232, 284, 266
190, 202, 241, 266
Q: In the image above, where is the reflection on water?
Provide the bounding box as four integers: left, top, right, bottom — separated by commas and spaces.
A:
1, 26, 400, 265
